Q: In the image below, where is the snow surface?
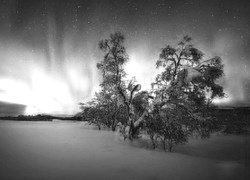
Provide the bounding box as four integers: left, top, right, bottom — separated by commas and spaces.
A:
0, 120, 249, 180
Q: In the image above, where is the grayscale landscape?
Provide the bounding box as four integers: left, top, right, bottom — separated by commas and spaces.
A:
0, 0, 250, 179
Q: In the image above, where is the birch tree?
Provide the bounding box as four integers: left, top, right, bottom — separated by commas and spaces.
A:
148, 35, 225, 151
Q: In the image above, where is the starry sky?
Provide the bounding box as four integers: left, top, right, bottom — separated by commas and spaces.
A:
0, 0, 250, 115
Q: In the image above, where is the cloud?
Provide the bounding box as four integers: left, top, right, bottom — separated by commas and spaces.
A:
0, 101, 26, 116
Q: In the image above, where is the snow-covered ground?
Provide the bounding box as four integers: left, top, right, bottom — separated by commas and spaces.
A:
0, 120, 249, 180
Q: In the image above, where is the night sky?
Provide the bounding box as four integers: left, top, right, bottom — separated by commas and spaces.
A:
0, 0, 250, 115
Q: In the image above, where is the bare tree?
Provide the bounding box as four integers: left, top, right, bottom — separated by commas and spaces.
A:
148, 35, 225, 151
97, 32, 128, 130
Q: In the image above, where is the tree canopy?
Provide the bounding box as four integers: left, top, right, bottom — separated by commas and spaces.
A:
97, 32, 128, 92
80, 33, 226, 152
147, 35, 225, 151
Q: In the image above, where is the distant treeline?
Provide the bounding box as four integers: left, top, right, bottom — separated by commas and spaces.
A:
0, 114, 82, 121
213, 107, 250, 133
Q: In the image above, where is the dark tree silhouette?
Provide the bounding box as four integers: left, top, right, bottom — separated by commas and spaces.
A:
97, 32, 129, 130
96, 32, 153, 138
81, 34, 225, 151
147, 35, 225, 151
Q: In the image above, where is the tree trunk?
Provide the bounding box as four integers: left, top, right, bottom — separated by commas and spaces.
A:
150, 134, 156, 149
111, 105, 119, 131
95, 119, 101, 130
111, 115, 117, 131
168, 140, 173, 152
123, 110, 148, 140
162, 139, 166, 150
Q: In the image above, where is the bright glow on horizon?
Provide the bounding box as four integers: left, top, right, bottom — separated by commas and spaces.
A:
25, 105, 39, 115
213, 96, 232, 105
0, 40, 97, 115
0, 74, 79, 115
